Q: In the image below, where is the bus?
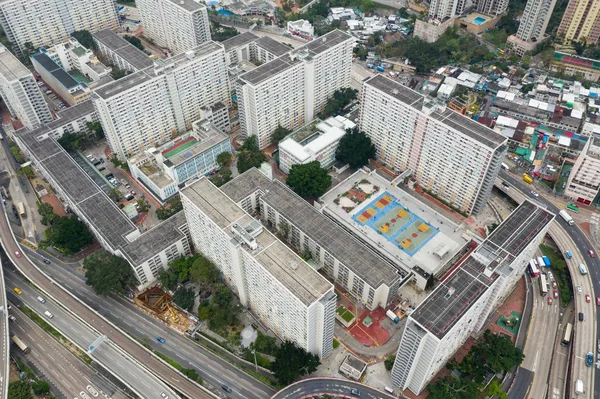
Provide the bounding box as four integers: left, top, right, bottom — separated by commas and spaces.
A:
539, 274, 548, 296
529, 260, 540, 277
562, 323, 573, 346
11, 335, 29, 353
537, 257, 545, 269
16, 202, 26, 219
567, 204, 579, 212
501, 163, 510, 171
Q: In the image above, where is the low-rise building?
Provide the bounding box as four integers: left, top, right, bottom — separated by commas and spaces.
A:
278, 116, 355, 174
31, 49, 92, 105
129, 119, 231, 202
43, 38, 111, 82
339, 355, 367, 380
287, 20, 314, 40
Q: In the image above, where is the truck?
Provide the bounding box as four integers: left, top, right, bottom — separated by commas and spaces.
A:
386, 309, 399, 323
17, 202, 26, 219
376, 66, 385, 72
575, 379, 584, 394
559, 210, 575, 225
542, 256, 551, 267
523, 173, 533, 184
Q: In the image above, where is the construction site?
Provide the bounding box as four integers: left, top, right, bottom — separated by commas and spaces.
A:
135, 287, 194, 332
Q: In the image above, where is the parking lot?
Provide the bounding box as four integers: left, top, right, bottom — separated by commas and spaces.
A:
35, 80, 68, 113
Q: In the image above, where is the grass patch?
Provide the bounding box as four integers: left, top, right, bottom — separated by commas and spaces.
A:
333, 339, 340, 349
482, 29, 509, 47
336, 306, 355, 323
18, 305, 92, 364
540, 244, 573, 307
153, 350, 203, 384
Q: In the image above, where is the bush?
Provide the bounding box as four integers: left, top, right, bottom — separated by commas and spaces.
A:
385, 354, 395, 371
31, 380, 50, 395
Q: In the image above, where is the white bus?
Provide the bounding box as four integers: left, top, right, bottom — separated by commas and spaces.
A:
529, 260, 540, 277
562, 323, 573, 346
11, 335, 29, 353
539, 274, 548, 296
501, 163, 510, 171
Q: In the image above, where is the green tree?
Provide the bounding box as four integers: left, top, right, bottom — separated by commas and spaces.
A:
286, 161, 331, 198
197, 300, 211, 320
57, 131, 88, 151
31, 380, 50, 395
485, 379, 507, 399
216, 151, 232, 167
124, 35, 145, 51
480, 330, 525, 373
37, 201, 58, 226
137, 197, 150, 213
173, 287, 196, 312
427, 376, 478, 399
271, 125, 292, 145
335, 128, 376, 168
41, 216, 93, 255
71, 30, 96, 50
87, 121, 104, 138
158, 269, 178, 291
189, 256, 221, 286
7, 381, 32, 399
84, 251, 137, 295
241, 135, 260, 151
385, 354, 395, 371
156, 196, 183, 220
237, 137, 267, 174
108, 187, 122, 202
9, 142, 25, 163
18, 165, 35, 179
111, 67, 129, 80
318, 88, 358, 118
272, 341, 320, 385
211, 167, 232, 187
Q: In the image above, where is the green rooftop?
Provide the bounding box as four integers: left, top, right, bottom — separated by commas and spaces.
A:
163, 138, 198, 159
72, 46, 87, 57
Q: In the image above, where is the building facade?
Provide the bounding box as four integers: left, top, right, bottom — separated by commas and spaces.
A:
557, 0, 600, 44
44, 38, 111, 82
93, 30, 155, 73
181, 177, 336, 359
359, 75, 507, 214
136, 0, 211, 55
237, 30, 354, 149
91, 41, 230, 160
564, 123, 600, 204
391, 201, 554, 395
476, 0, 509, 15
0, 0, 119, 55
508, 0, 557, 55
0, 44, 52, 130
428, 0, 466, 20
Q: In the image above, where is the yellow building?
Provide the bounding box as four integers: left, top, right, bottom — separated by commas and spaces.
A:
558, 0, 600, 44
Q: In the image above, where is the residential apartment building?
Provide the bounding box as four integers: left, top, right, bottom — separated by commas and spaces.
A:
359, 75, 507, 214
391, 201, 554, 395
565, 122, 600, 204
181, 177, 336, 359
476, 0, 509, 16
93, 30, 154, 73
31, 50, 91, 106
279, 116, 355, 174
136, 0, 211, 55
15, 111, 191, 285
508, 0, 557, 55
558, 0, 600, 44
91, 38, 230, 159
0, 44, 52, 130
427, 0, 466, 20
220, 169, 409, 311
129, 119, 231, 202
237, 30, 354, 149
0, 0, 119, 55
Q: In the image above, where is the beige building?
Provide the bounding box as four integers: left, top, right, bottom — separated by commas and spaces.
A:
558, 0, 600, 44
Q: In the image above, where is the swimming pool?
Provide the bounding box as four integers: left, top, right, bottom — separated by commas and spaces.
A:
206, 0, 220, 5
218, 8, 233, 16
473, 16, 486, 25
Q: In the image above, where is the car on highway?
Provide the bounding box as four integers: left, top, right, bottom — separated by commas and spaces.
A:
566, 250, 573, 259
160, 393, 168, 399
577, 285, 583, 294
587, 352, 594, 367
548, 297, 553, 306
14, 250, 21, 258
586, 294, 591, 303
222, 385, 232, 393
8, 315, 15, 322
156, 336, 165, 343
596, 296, 600, 306
554, 290, 558, 298
350, 388, 361, 396
551, 280, 557, 288
547, 271, 554, 281
13, 287, 22, 295
42, 258, 51, 264
589, 249, 595, 258
531, 190, 539, 197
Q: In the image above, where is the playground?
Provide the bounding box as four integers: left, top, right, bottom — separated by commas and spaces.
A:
353, 192, 439, 256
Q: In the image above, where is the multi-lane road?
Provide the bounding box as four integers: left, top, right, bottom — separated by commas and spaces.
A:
0, 255, 8, 399
499, 171, 600, 398
272, 378, 395, 399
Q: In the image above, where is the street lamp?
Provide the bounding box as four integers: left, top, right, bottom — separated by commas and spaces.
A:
252, 349, 258, 373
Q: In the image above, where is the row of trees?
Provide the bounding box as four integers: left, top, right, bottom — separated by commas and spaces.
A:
8, 380, 50, 399
156, 196, 183, 220
317, 88, 358, 119
37, 202, 94, 255
84, 251, 137, 295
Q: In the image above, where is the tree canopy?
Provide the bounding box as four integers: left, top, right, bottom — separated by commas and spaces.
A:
37, 201, 58, 226
189, 256, 221, 286
335, 127, 376, 168
108, 187, 122, 202
271, 125, 292, 145
156, 196, 183, 220
41, 215, 93, 255
216, 152, 232, 167
173, 287, 196, 312
124, 35, 144, 51
84, 251, 137, 295
237, 136, 267, 174
8, 381, 32, 399
286, 161, 331, 198
71, 30, 96, 50
197, 282, 240, 333
210, 21, 239, 42
427, 376, 479, 399
271, 341, 320, 385
317, 88, 357, 119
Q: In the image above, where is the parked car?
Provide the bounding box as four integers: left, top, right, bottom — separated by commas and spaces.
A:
130, 190, 136, 196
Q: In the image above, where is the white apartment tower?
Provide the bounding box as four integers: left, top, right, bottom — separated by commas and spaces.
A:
181, 177, 336, 359
0, 0, 119, 54
508, 0, 558, 54
91, 41, 230, 159
391, 201, 554, 395
237, 30, 354, 149
359, 76, 507, 214
564, 122, 600, 205
476, 0, 509, 16
428, 0, 466, 20
136, 0, 211, 55
0, 44, 52, 129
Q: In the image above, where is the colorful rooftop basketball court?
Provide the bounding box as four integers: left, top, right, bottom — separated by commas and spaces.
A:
353, 192, 439, 256
162, 137, 197, 159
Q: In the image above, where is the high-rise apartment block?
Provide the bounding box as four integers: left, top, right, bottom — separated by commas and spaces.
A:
181, 177, 336, 359
558, 0, 600, 44
359, 76, 507, 214
0, 0, 119, 54
136, 0, 211, 55
508, 0, 557, 55
391, 201, 553, 395
0, 44, 52, 130
90, 32, 230, 159
237, 30, 354, 149
564, 122, 600, 204
476, 0, 509, 16
428, 0, 466, 20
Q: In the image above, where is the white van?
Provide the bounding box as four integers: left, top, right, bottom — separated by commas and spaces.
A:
580, 264, 588, 275
44, 311, 53, 318
37, 296, 45, 303
384, 386, 394, 394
